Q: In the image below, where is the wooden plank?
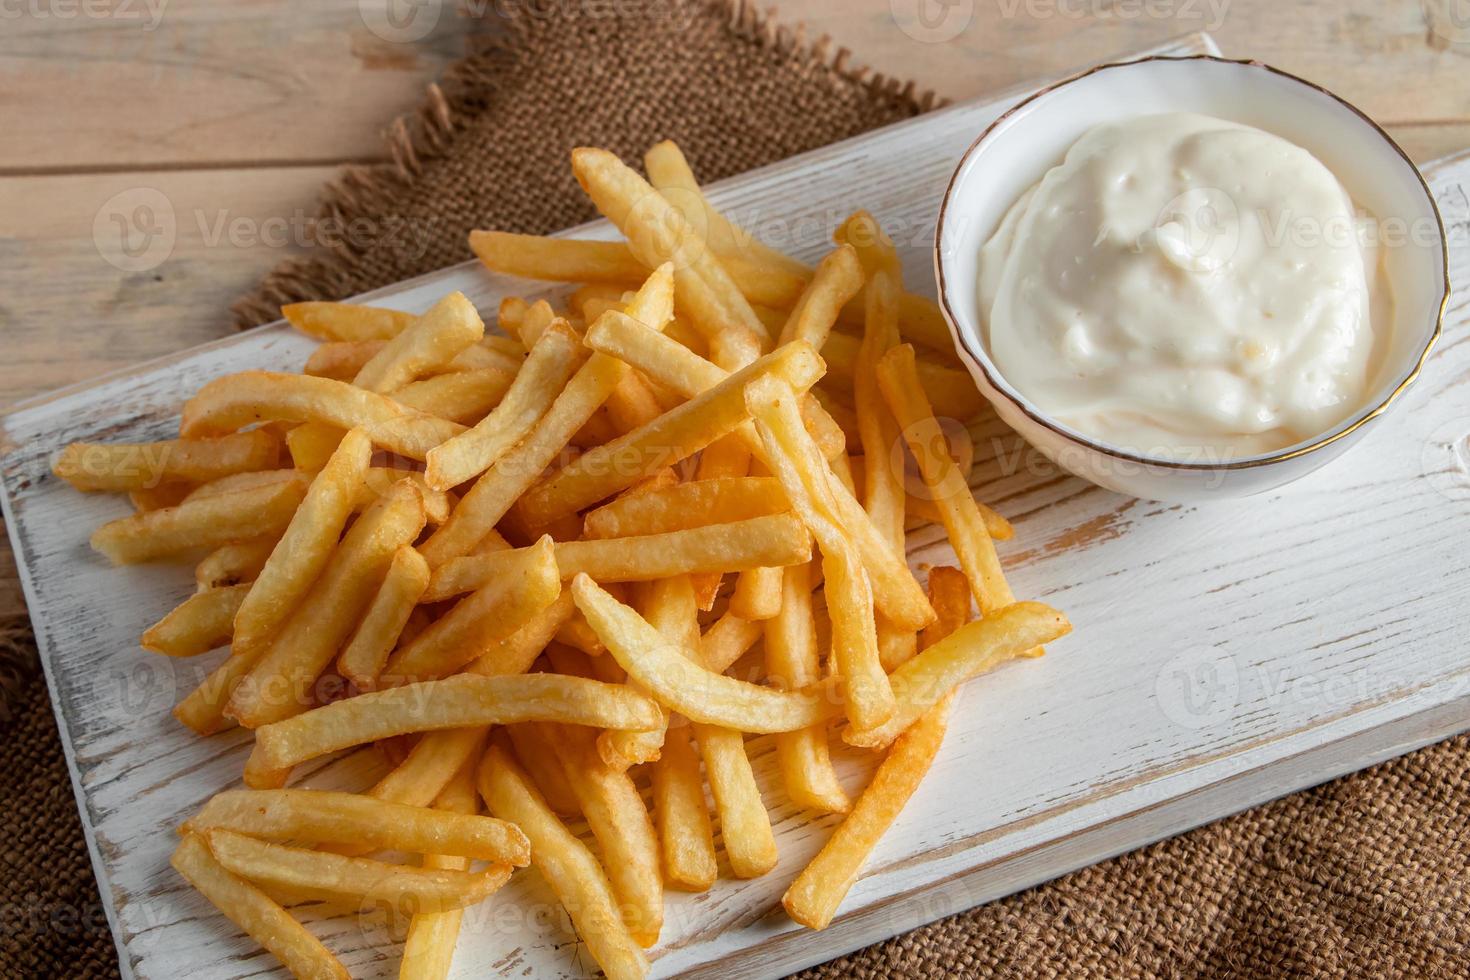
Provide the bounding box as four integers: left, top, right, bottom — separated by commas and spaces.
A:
11, 34, 1470, 980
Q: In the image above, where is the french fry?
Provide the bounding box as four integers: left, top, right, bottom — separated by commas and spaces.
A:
688, 435, 754, 607
283, 301, 416, 342
419, 266, 674, 567
400, 760, 480, 980
141, 584, 249, 657
729, 564, 784, 621
128, 482, 193, 512
306, 339, 519, 382
232, 428, 372, 659
170, 834, 349, 980
464, 589, 577, 677
477, 742, 650, 980
649, 722, 717, 891
699, 611, 764, 674
247, 673, 663, 775
424, 320, 584, 490
505, 722, 581, 816
90, 475, 307, 565
766, 562, 849, 813
855, 271, 907, 552
696, 722, 777, 879
571, 575, 838, 733
370, 727, 488, 808
180, 371, 465, 460
745, 376, 896, 730
844, 601, 1071, 749
202, 829, 511, 912
515, 340, 825, 527
544, 723, 664, 947
906, 490, 1014, 541
53, 430, 280, 493
195, 536, 278, 590
391, 367, 517, 426
185, 789, 529, 864
469, 230, 648, 284
352, 291, 484, 394
337, 545, 430, 689
355, 467, 454, 525
777, 245, 866, 350
226, 480, 426, 728
820, 330, 984, 421
285, 421, 345, 470
181, 468, 305, 503
383, 536, 561, 682
923, 566, 974, 648
878, 345, 1013, 615
424, 514, 811, 600
594, 577, 693, 769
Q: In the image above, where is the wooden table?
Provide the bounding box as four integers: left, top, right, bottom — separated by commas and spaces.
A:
1, 0, 1466, 622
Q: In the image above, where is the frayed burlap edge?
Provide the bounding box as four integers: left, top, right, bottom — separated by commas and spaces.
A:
229, 0, 944, 330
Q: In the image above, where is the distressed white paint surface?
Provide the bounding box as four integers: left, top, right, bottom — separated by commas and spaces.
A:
10, 32, 1470, 980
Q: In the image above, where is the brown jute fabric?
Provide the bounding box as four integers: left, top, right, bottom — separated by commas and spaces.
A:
3, 2, 1467, 977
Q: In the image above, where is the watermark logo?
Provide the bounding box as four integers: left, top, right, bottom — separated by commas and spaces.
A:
0, 0, 169, 31
359, 0, 443, 43
93, 186, 175, 274
1154, 645, 1239, 730
1151, 186, 1239, 274
1424, 0, 1470, 44
89, 656, 179, 726
1420, 416, 1470, 502
890, 0, 974, 44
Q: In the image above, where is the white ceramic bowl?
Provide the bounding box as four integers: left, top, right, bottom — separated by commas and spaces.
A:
934, 56, 1448, 502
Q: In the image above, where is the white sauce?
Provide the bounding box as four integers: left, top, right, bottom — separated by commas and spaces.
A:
979, 112, 1391, 459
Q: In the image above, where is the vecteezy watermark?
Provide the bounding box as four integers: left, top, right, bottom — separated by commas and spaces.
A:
0, 0, 168, 30
1424, 0, 1470, 44
93, 187, 176, 274
1419, 416, 1470, 503
995, 0, 1230, 30
1154, 645, 1241, 730
358, 0, 444, 43
889, 0, 974, 43
1151, 186, 1240, 274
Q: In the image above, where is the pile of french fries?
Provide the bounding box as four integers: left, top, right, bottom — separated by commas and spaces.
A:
52, 140, 1072, 979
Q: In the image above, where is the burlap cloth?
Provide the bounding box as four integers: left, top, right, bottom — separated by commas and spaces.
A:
4, 2, 1467, 977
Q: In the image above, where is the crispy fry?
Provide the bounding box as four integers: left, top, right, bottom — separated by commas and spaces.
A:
477, 743, 650, 980
464, 589, 577, 677
195, 536, 278, 590
844, 601, 1071, 749
353, 291, 484, 393
203, 829, 511, 912
283, 301, 416, 342
285, 421, 344, 470
424, 320, 584, 490
516, 340, 824, 526
595, 577, 693, 769
337, 545, 430, 689
745, 376, 895, 730
696, 723, 777, 879
391, 367, 516, 425
307, 339, 519, 382
383, 536, 561, 682
766, 563, 849, 813
729, 564, 784, 621
649, 722, 717, 891
186, 789, 529, 864
469, 230, 648, 284
420, 266, 674, 567
777, 245, 866, 349
699, 611, 764, 674
170, 834, 349, 980
855, 270, 906, 552
226, 481, 426, 728
355, 467, 454, 525
923, 566, 973, 650
400, 760, 480, 980
544, 723, 663, 947
505, 722, 581, 816
424, 514, 811, 600
53, 430, 280, 493
232, 428, 372, 659
820, 330, 984, 421
370, 727, 488, 808
572, 575, 838, 733
248, 673, 663, 774
90, 475, 307, 565
141, 584, 248, 657
128, 482, 193, 512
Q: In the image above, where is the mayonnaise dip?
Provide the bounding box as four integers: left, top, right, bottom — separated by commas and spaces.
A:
978, 112, 1391, 459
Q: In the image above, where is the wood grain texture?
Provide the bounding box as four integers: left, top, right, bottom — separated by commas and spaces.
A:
9, 33, 1470, 979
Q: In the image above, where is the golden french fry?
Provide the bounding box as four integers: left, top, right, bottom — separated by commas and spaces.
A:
419, 266, 675, 567
354, 467, 454, 525
337, 545, 430, 689
835, 209, 901, 279
906, 490, 1014, 541
878, 344, 1013, 615
226, 481, 426, 728
649, 722, 716, 891
128, 482, 192, 512
90, 475, 307, 565
391, 367, 517, 426
582, 478, 788, 557
195, 536, 278, 590
307, 339, 519, 382
777, 245, 866, 349
54, 430, 280, 493
477, 742, 650, 980
516, 340, 824, 527
283, 301, 416, 342
695, 722, 777, 878
248, 673, 663, 774
400, 759, 480, 980
844, 601, 1071, 749
424, 320, 584, 491
571, 575, 838, 733
424, 513, 811, 600
203, 829, 511, 912
729, 564, 784, 621
699, 611, 764, 674
923, 566, 973, 650
232, 428, 372, 659
180, 371, 465, 460
464, 589, 576, 677
855, 270, 907, 552
182, 468, 306, 503
371, 727, 489, 808
141, 584, 249, 657
285, 421, 344, 470
595, 576, 693, 769
689, 435, 753, 606
383, 536, 561, 682
170, 834, 349, 980
766, 562, 849, 813
186, 789, 529, 864
353, 291, 484, 393
820, 330, 984, 420
744, 377, 895, 730
545, 723, 664, 947
469, 230, 648, 283
505, 722, 581, 816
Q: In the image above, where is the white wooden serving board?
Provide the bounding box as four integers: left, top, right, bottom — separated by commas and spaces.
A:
8, 31, 1470, 980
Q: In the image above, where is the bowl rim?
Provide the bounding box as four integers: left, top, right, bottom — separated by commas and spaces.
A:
933, 53, 1450, 472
